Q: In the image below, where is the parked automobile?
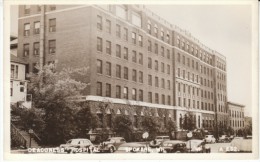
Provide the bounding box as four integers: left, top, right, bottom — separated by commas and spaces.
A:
186, 139, 210, 153
204, 135, 216, 143
97, 137, 126, 153
230, 137, 252, 152
219, 135, 231, 143
160, 140, 187, 153
149, 136, 170, 148
60, 138, 94, 153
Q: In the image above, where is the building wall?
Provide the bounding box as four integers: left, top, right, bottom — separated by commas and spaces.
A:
228, 102, 245, 131
10, 62, 27, 103
17, 4, 229, 130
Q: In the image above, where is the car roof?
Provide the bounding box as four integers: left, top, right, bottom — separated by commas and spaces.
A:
163, 140, 185, 143
70, 138, 89, 141
156, 136, 170, 138
187, 139, 203, 142
110, 137, 124, 139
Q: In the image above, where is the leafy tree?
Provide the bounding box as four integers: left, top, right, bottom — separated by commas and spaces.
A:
166, 120, 177, 139
113, 115, 133, 141
142, 116, 160, 140
27, 65, 89, 145
183, 113, 196, 131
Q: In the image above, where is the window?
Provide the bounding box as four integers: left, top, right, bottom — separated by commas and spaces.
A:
148, 23, 151, 34
148, 40, 152, 52
161, 46, 164, 57
177, 68, 180, 77
33, 42, 40, 55
139, 90, 143, 101
139, 71, 143, 83
161, 78, 165, 88
148, 75, 152, 86
10, 81, 13, 96
49, 19, 56, 32
155, 60, 158, 71
23, 44, 29, 57
161, 95, 165, 104
154, 43, 158, 54
11, 65, 18, 79
183, 70, 185, 79
24, 5, 30, 14
155, 93, 159, 104
116, 85, 121, 98
148, 92, 152, 103
138, 35, 143, 46
155, 77, 159, 87
106, 41, 111, 54
116, 65, 121, 78
116, 44, 121, 58
178, 83, 180, 92
167, 65, 170, 74
132, 32, 136, 44
105, 62, 111, 76
33, 63, 39, 73
106, 83, 111, 97
154, 26, 158, 37
178, 97, 181, 106
166, 34, 170, 43
131, 11, 141, 27
123, 87, 128, 99
97, 15, 102, 30
123, 47, 128, 60
132, 89, 137, 100
132, 50, 137, 63
116, 24, 121, 37
49, 40, 56, 54
182, 55, 185, 65
97, 82, 102, 96
167, 49, 170, 59
167, 80, 170, 90
24, 23, 30, 36
187, 58, 190, 67
161, 31, 164, 41
161, 62, 165, 73
138, 53, 143, 65
97, 60, 102, 74
50, 5, 56, 11
132, 69, 137, 81
34, 22, 40, 34
105, 20, 111, 33
123, 28, 128, 40
11, 65, 15, 78
167, 96, 171, 105
97, 37, 102, 52
124, 67, 128, 80
148, 57, 152, 68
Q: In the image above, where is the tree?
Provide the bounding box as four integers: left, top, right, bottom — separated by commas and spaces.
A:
142, 116, 160, 140
183, 113, 196, 131
113, 115, 133, 141
27, 65, 89, 145
166, 120, 177, 139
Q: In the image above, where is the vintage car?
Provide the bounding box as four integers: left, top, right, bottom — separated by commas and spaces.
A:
97, 137, 126, 153
149, 136, 170, 148
204, 135, 216, 143
160, 140, 187, 153
60, 138, 94, 153
186, 139, 210, 153
218, 135, 231, 143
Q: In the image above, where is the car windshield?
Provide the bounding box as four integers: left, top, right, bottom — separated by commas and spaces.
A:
66, 140, 72, 144
163, 143, 173, 147
156, 137, 163, 139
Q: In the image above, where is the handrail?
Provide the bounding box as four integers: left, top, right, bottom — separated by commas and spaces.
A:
32, 131, 41, 142
11, 123, 27, 148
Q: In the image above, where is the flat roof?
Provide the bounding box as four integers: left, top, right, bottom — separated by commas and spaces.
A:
227, 101, 245, 108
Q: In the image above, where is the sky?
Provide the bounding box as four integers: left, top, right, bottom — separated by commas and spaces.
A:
10, 4, 253, 116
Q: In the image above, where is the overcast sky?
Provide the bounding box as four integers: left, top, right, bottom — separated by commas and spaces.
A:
10, 4, 253, 116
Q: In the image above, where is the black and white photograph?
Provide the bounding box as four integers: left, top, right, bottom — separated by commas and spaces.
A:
3, 0, 258, 160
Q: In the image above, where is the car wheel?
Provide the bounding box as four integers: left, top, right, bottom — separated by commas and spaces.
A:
109, 147, 114, 153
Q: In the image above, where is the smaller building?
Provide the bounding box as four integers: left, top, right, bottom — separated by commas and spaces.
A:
227, 101, 245, 133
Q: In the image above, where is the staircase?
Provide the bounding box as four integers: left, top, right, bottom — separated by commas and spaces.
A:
11, 123, 41, 148
19, 130, 41, 148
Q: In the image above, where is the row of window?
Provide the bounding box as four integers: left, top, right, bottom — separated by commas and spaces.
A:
97, 60, 144, 82
177, 82, 214, 100
177, 36, 214, 66
217, 71, 226, 81
148, 58, 171, 74
230, 110, 244, 118
23, 19, 56, 36
147, 21, 170, 44
218, 104, 227, 113
177, 97, 214, 111
217, 60, 226, 71
11, 64, 19, 79
148, 40, 171, 60
217, 93, 227, 102
230, 120, 244, 128
217, 82, 226, 91
177, 53, 200, 71
23, 40, 56, 57
147, 75, 171, 90
24, 5, 56, 15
